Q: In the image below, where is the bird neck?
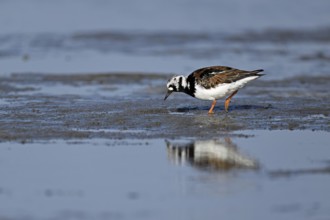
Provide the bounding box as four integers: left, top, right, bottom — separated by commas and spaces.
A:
177, 76, 188, 92
182, 76, 195, 97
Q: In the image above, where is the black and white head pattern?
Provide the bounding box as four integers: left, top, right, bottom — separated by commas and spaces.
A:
166, 75, 187, 92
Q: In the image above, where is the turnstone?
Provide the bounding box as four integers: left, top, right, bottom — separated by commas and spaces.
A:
164, 66, 264, 114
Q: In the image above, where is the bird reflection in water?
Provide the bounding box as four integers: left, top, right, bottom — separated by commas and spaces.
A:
166, 138, 258, 171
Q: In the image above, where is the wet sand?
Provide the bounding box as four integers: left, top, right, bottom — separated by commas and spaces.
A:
0, 72, 329, 142
0, 73, 330, 142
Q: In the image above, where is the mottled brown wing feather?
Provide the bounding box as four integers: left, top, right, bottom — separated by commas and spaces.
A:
192, 66, 263, 89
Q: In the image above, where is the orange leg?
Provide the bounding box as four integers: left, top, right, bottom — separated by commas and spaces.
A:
208, 99, 217, 114
224, 90, 238, 112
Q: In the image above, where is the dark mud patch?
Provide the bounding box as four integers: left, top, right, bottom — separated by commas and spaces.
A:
0, 72, 329, 142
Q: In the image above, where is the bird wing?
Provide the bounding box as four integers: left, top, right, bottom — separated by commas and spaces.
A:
191, 66, 263, 89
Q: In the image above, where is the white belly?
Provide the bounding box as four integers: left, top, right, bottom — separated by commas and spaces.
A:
194, 76, 259, 100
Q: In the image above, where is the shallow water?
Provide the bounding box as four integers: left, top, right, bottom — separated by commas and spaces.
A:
1, 1, 330, 78
1, 0, 330, 33
1, 29, 330, 79
0, 130, 329, 220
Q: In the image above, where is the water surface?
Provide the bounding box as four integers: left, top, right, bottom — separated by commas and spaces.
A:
1, 0, 330, 78
0, 130, 329, 220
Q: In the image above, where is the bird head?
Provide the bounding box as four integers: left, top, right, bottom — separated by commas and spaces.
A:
164, 75, 185, 100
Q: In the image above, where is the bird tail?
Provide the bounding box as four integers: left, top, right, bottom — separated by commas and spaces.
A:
250, 69, 265, 76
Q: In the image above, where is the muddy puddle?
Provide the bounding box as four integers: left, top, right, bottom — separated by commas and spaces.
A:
0, 130, 329, 220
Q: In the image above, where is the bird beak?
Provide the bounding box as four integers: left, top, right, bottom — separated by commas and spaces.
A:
164, 90, 173, 100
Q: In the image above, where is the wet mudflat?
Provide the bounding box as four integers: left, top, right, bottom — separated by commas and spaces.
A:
0, 72, 329, 141
0, 72, 329, 219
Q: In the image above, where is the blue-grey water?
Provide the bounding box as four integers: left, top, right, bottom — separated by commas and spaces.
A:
0, 131, 330, 220
0, 0, 330, 78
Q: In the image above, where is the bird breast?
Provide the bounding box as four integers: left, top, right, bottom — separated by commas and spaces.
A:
194, 84, 231, 100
